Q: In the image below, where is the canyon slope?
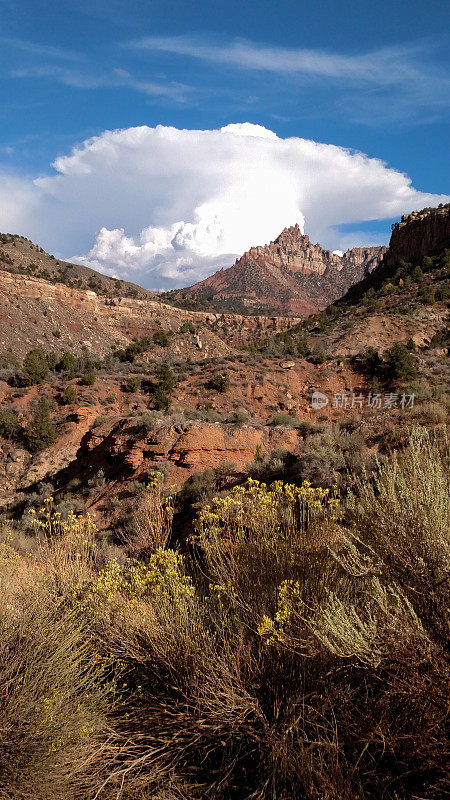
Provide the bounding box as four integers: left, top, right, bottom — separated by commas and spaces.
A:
183, 224, 387, 313
0, 205, 448, 535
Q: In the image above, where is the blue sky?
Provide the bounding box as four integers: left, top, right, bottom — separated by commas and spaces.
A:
0, 0, 449, 288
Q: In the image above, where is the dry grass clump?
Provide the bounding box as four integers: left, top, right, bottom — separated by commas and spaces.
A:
0, 428, 448, 800
0, 522, 117, 800
120, 472, 174, 557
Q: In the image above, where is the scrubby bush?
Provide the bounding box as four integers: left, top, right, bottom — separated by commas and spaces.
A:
274, 330, 296, 356
24, 396, 56, 452
156, 362, 175, 393
0, 348, 20, 371
247, 447, 291, 480
113, 336, 151, 363
22, 347, 49, 385
429, 327, 450, 349
227, 409, 249, 424
383, 341, 417, 381
123, 376, 142, 393
436, 282, 450, 301
176, 467, 217, 505
0, 430, 448, 800
357, 345, 383, 377
0, 407, 22, 441
308, 346, 327, 364
268, 412, 299, 427
208, 372, 230, 392
80, 371, 96, 386
179, 321, 196, 334
57, 351, 76, 377
153, 328, 171, 347
420, 284, 436, 304
62, 385, 77, 405
296, 335, 310, 357
358, 342, 418, 383
153, 386, 170, 411
137, 410, 158, 432
291, 425, 367, 488
90, 415, 108, 429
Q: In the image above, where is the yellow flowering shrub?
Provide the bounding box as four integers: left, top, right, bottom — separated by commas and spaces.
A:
194, 478, 341, 626
30, 498, 97, 558
88, 548, 194, 611
195, 477, 340, 548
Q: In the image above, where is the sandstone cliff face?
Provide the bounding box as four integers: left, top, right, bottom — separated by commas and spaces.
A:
384, 205, 450, 267
189, 224, 386, 314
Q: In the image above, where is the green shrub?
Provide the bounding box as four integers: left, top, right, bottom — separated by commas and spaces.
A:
114, 336, 151, 363
153, 329, 171, 347
308, 347, 327, 365
0, 349, 20, 371
62, 385, 77, 405
22, 347, 49, 385
153, 386, 170, 411
429, 327, 450, 349
179, 321, 196, 334
137, 411, 158, 432
268, 413, 299, 427
0, 407, 22, 441
123, 376, 142, 393
25, 396, 57, 452
156, 363, 175, 393
208, 372, 230, 392
358, 346, 382, 377
227, 409, 249, 424
420, 284, 436, 304
435, 282, 450, 301
91, 415, 108, 429
80, 371, 96, 386
57, 351, 76, 377
383, 341, 417, 381
177, 468, 217, 505
296, 335, 310, 357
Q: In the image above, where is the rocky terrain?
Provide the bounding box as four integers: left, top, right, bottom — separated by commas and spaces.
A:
182, 224, 386, 313
385, 203, 450, 267
0, 262, 299, 360
0, 205, 448, 536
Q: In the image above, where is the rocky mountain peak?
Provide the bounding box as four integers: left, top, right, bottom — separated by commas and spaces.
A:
187, 224, 386, 313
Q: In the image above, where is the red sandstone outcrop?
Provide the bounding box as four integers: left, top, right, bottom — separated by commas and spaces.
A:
72, 407, 97, 423
384, 204, 450, 267
188, 224, 386, 314
87, 422, 301, 479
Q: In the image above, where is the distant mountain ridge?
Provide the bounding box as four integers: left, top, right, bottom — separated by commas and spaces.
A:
0, 232, 155, 301
185, 224, 386, 314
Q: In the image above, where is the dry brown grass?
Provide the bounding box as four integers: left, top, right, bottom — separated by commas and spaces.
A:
0, 428, 448, 799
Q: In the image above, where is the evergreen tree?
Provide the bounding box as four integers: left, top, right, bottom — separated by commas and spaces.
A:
22, 348, 49, 385
62, 385, 77, 405
25, 397, 57, 452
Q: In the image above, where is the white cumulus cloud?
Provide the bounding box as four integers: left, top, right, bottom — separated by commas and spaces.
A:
0, 122, 448, 290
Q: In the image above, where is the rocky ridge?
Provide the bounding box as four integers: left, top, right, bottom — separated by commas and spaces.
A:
0, 269, 300, 359
385, 204, 450, 267
187, 224, 386, 313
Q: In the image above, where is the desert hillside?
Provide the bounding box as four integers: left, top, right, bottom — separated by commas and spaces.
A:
0, 204, 448, 534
